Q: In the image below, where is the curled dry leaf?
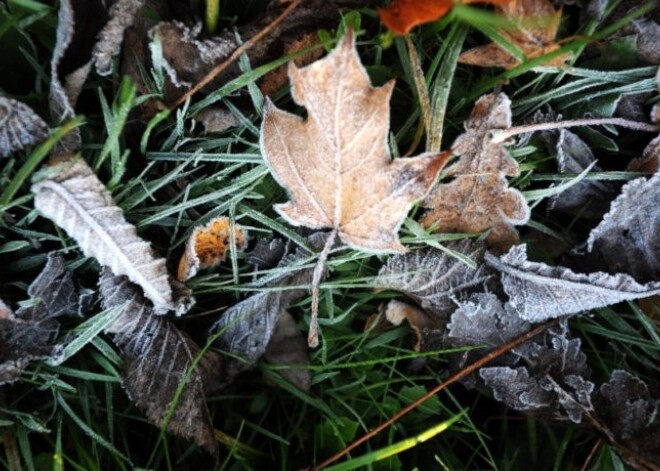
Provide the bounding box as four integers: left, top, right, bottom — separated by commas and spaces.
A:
32, 155, 186, 315
587, 171, 660, 283
263, 311, 311, 392
1, 254, 87, 384
378, 0, 510, 36
261, 29, 449, 253
177, 217, 247, 282
100, 271, 220, 456
374, 239, 494, 319
383, 299, 444, 351
421, 93, 530, 248
458, 0, 571, 69
0, 97, 49, 158
485, 244, 660, 321
93, 0, 145, 76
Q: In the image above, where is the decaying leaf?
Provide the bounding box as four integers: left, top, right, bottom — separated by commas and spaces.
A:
209, 235, 322, 388
177, 217, 247, 282
485, 244, 660, 321
99, 270, 220, 456
458, 0, 571, 69
541, 128, 619, 219
1, 254, 87, 384
375, 239, 494, 319
261, 29, 449, 253
378, 0, 509, 36
32, 155, 186, 315
382, 299, 444, 351
586, 172, 660, 282
421, 93, 530, 248
0, 97, 49, 158
263, 311, 311, 392
93, 0, 146, 76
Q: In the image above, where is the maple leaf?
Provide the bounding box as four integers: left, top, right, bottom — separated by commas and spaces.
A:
420, 93, 530, 247
458, 0, 571, 69
379, 0, 511, 36
260, 29, 449, 253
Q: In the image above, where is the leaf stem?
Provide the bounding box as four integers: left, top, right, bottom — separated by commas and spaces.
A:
490, 118, 659, 144
308, 228, 338, 348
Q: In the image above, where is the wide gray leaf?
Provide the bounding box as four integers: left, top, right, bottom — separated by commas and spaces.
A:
374, 239, 494, 319
587, 172, 660, 282
99, 271, 220, 455
1, 254, 86, 384
263, 311, 311, 392
32, 156, 182, 315
0, 97, 49, 158
485, 244, 660, 321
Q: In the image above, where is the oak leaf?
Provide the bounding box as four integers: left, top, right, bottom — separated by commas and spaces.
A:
379, 0, 511, 36
260, 29, 449, 253
458, 0, 571, 69
421, 93, 530, 248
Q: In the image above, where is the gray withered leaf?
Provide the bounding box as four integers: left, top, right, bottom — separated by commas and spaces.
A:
485, 244, 660, 321
375, 239, 495, 320
1, 253, 87, 384
93, 0, 145, 76
208, 235, 322, 389
0, 97, 49, 158
594, 370, 660, 466
480, 322, 593, 423
421, 93, 530, 248
586, 172, 660, 283
32, 155, 186, 315
99, 270, 220, 456
540, 128, 619, 219
263, 311, 311, 392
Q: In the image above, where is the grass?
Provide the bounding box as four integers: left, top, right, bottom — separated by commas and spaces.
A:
1, 0, 659, 469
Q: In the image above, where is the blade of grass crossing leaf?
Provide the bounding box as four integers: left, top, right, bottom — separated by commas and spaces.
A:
324, 412, 465, 471
0, 117, 84, 209
56, 393, 130, 464
57, 306, 123, 363
523, 161, 596, 201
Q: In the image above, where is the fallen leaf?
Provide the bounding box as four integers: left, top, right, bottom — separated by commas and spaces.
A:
378, 0, 510, 36
374, 239, 494, 319
93, 0, 145, 76
1, 254, 87, 384
382, 299, 444, 351
421, 93, 530, 248
0, 97, 49, 158
485, 244, 660, 321
586, 172, 660, 283
177, 217, 247, 282
458, 0, 571, 69
32, 155, 187, 315
208, 235, 322, 388
261, 29, 449, 253
263, 311, 311, 392
100, 270, 220, 455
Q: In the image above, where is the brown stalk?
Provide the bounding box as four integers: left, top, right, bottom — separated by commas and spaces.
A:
167, 0, 304, 110
309, 318, 561, 469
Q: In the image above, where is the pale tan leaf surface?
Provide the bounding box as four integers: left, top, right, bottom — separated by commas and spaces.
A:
100, 271, 220, 456
263, 311, 311, 392
383, 300, 444, 351
0, 97, 49, 158
458, 0, 571, 69
177, 217, 247, 282
32, 155, 184, 315
261, 29, 449, 253
421, 93, 530, 248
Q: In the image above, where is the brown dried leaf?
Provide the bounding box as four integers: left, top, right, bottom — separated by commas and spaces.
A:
458, 0, 571, 69
261, 29, 449, 253
383, 300, 444, 351
0, 97, 49, 158
263, 311, 311, 392
177, 217, 247, 282
32, 155, 186, 315
421, 93, 530, 248
100, 270, 220, 456
93, 0, 145, 76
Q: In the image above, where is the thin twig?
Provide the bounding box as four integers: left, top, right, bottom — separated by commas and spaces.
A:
310, 318, 560, 469
167, 0, 303, 110
579, 438, 602, 471
308, 228, 338, 348
0, 389, 22, 471
491, 118, 659, 143
405, 36, 431, 152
